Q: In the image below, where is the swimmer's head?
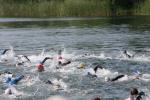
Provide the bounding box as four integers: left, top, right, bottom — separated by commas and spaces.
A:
93, 96, 101, 100
105, 77, 110, 82
123, 50, 127, 54
130, 88, 139, 95
5, 88, 12, 95
139, 91, 145, 96
58, 56, 63, 59
78, 63, 86, 69
36, 63, 44, 72
20, 75, 25, 79
58, 61, 62, 65
46, 80, 53, 84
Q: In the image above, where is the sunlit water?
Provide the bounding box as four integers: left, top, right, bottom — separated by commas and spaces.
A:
0, 17, 150, 100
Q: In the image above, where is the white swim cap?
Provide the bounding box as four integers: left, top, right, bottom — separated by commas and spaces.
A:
5, 88, 12, 95
105, 77, 110, 82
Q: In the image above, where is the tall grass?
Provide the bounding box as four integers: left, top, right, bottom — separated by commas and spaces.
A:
0, 0, 149, 17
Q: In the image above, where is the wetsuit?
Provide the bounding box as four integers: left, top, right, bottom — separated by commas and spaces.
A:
45, 80, 53, 85
94, 65, 104, 73
23, 55, 31, 62
123, 50, 133, 58
111, 75, 125, 82
87, 72, 97, 78
1, 49, 10, 55
58, 60, 71, 66
4, 75, 24, 86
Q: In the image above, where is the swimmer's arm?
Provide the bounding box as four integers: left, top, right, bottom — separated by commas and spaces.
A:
129, 76, 140, 80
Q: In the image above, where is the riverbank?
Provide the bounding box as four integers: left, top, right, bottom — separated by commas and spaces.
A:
0, 0, 150, 17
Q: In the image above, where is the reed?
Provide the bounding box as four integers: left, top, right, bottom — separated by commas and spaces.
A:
0, 0, 149, 17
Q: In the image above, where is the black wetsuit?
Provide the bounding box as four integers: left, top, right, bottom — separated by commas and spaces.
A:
1, 49, 10, 55
16, 55, 31, 65
94, 65, 104, 73
87, 72, 97, 78
111, 75, 125, 82
45, 80, 53, 85
123, 50, 133, 58
58, 60, 71, 66
23, 55, 31, 63
41, 57, 52, 65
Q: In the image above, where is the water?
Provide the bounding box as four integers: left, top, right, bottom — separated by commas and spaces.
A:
0, 16, 150, 100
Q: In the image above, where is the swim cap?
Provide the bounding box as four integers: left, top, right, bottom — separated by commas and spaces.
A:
130, 88, 139, 95
79, 63, 86, 69
105, 77, 110, 82
36, 64, 44, 72
93, 96, 101, 100
5, 88, 12, 95
58, 56, 63, 59
139, 91, 145, 96
46, 80, 53, 84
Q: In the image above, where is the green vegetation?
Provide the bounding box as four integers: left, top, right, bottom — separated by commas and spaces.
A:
0, 0, 150, 17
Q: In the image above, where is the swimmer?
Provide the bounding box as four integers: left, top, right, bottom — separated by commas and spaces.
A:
105, 70, 144, 82
4, 86, 19, 95
2, 71, 24, 86
4, 74, 24, 86
0, 47, 15, 64
105, 74, 126, 82
56, 50, 71, 68
58, 60, 71, 66
1, 49, 10, 55
36, 57, 52, 72
87, 72, 97, 78
123, 50, 134, 58
45, 79, 66, 90
93, 96, 101, 100
16, 55, 31, 66
93, 65, 104, 73
4, 86, 24, 97
45, 80, 61, 88
23, 55, 31, 62
77, 63, 86, 69
87, 64, 104, 78
125, 88, 145, 100
4, 87, 12, 95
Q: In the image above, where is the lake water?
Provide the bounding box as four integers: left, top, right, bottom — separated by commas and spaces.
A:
0, 16, 150, 100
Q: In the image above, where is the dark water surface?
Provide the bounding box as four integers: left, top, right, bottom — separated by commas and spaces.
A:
0, 16, 150, 100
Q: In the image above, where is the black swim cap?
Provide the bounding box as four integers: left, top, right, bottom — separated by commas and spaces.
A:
139, 91, 145, 96
130, 88, 139, 95
93, 96, 101, 100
